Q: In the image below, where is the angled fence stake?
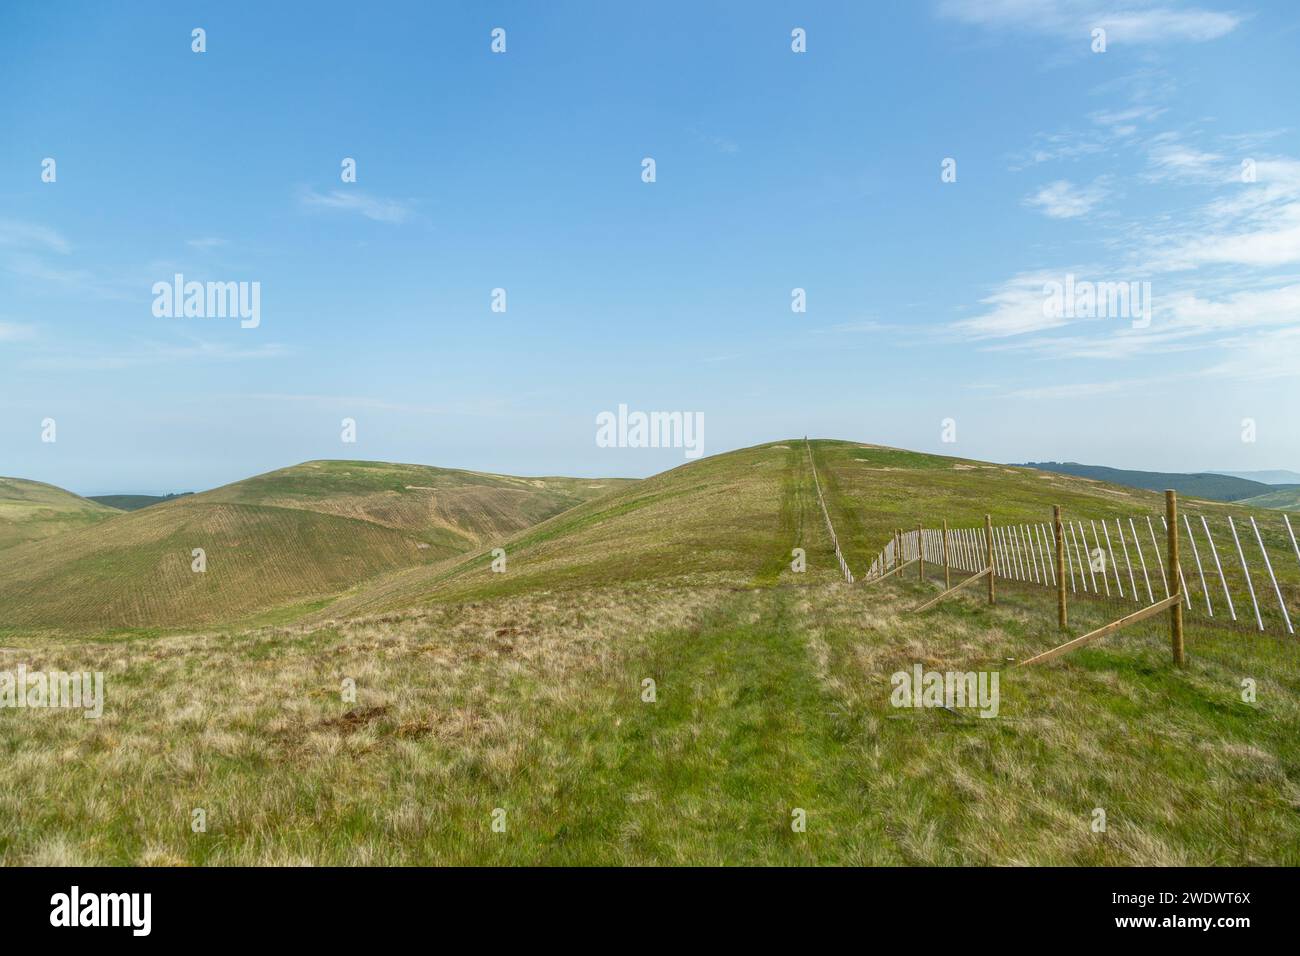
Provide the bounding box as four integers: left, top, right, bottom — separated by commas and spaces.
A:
1116, 518, 1138, 605
1229, 516, 1264, 632
1251, 516, 1294, 635
1054, 505, 1067, 630
1018, 594, 1180, 668
918, 522, 924, 583
1166, 491, 1184, 665
913, 567, 991, 613
1184, 514, 1212, 616
1202, 516, 1236, 622
943, 519, 951, 589
985, 514, 995, 605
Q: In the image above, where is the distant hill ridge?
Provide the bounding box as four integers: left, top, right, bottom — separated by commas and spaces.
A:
1209, 469, 1300, 486
1018, 461, 1300, 503
89, 493, 193, 511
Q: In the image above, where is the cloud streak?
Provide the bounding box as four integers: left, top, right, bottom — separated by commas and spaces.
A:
298, 189, 414, 224
937, 0, 1242, 45
1023, 179, 1108, 218
0, 219, 72, 254
0, 321, 37, 343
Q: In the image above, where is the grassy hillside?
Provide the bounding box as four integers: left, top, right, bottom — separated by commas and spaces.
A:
0, 477, 119, 550
1020, 461, 1296, 502
3, 439, 1297, 865
0, 460, 630, 632
89, 493, 192, 511
309, 441, 840, 618
198, 460, 630, 545
1237, 488, 1300, 511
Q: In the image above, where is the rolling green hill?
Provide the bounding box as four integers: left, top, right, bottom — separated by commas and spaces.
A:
196, 459, 630, 546
1018, 461, 1299, 502
1236, 487, 1300, 511
0, 477, 120, 550
0, 460, 632, 631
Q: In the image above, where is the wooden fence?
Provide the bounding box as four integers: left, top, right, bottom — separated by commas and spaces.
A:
863, 492, 1300, 664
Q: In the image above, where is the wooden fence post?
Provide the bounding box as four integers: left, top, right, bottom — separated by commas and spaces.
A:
985, 514, 995, 605
942, 519, 951, 589
1167, 490, 1185, 665
1054, 505, 1067, 630
918, 522, 924, 583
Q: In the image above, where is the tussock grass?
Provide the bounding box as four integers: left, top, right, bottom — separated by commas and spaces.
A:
5, 573, 1295, 864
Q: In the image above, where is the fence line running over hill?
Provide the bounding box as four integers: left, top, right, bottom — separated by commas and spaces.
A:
805, 438, 854, 583
866, 508, 1300, 639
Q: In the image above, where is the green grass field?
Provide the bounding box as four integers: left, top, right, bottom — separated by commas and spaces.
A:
1, 441, 1297, 864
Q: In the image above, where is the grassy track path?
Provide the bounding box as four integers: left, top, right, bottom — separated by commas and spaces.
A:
495, 448, 891, 864
509, 589, 891, 865
806, 441, 874, 576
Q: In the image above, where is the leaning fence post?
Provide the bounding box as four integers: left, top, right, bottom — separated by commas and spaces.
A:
1054, 506, 1067, 630
917, 522, 924, 583
1167, 490, 1185, 665
895, 528, 901, 572
985, 514, 995, 605
942, 519, 951, 589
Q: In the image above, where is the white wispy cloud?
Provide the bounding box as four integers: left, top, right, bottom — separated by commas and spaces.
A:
1144, 134, 1228, 183
937, 0, 1242, 45
0, 320, 37, 343
1023, 178, 1108, 218
1204, 325, 1300, 381
823, 319, 903, 334
0, 219, 72, 254
1005, 376, 1165, 400
949, 272, 1074, 339
298, 188, 413, 224
1088, 104, 1166, 130
229, 393, 516, 417
1007, 72, 1170, 169
988, 284, 1300, 360
24, 340, 288, 371
1140, 159, 1300, 270
185, 237, 229, 249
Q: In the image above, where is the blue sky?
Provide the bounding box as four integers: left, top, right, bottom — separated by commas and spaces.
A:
3, 0, 1299, 494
